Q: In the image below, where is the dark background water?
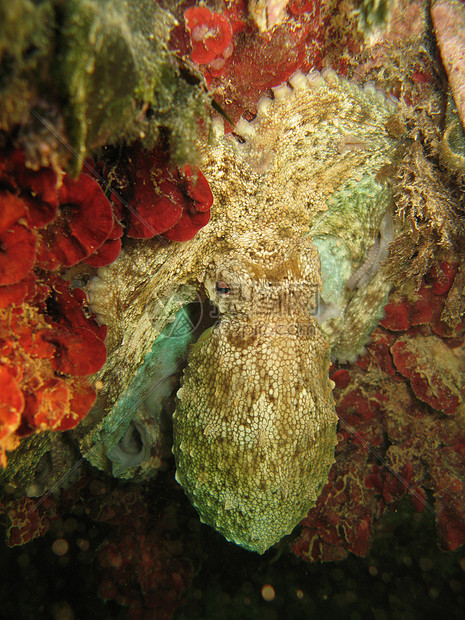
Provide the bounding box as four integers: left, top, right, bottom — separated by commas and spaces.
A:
1, 494, 464, 620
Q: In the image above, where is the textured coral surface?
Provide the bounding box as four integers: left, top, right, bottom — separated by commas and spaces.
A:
0, 150, 113, 465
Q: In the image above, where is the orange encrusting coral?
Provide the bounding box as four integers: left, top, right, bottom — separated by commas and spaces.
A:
0, 303, 104, 464
0, 149, 116, 465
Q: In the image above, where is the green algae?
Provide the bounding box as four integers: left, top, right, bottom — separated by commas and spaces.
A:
0, 0, 210, 173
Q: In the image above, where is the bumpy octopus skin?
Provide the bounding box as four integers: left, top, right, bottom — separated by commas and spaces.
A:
86, 69, 402, 553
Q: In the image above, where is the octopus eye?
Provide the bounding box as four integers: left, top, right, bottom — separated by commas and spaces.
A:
216, 281, 231, 295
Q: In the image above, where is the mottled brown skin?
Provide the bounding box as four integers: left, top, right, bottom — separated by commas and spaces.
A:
86, 70, 401, 553
174, 239, 337, 553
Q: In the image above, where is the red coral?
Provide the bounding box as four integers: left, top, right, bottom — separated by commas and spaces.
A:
391, 337, 464, 416
46, 327, 106, 376
0, 148, 115, 463
294, 259, 465, 563
436, 498, 465, 551
0, 366, 24, 444
289, 0, 317, 15
9, 150, 59, 228
381, 270, 464, 339
170, 0, 361, 121
435, 472, 465, 551
0, 192, 37, 286
97, 519, 192, 618
79, 482, 195, 619
125, 167, 184, 239
36, 174, 114, 270
0, 292, 103, 458
60, 378, 97, 431
2, 149, 121, 272
0, 149, 59, 228
162, 164, 213, 242
23, 374, 96, 433
330, 368, 350, 389
185, 6, 233, 67
0, 274, 37, 309
4, 496, 57, 547
293, 456, 377, 562
45, 278, 107, 341
23, 377, 70, 430
380, 300, 410, 331
427, 261, 458, 296
0, 190, 26, 233
428, 432, 465, 551
223, 0, 249, 35
356, 329, 397, 376
380, 460, 414, 503
84, 210, 123, 267
122, 147, 212, 242
17, 325, 55, 359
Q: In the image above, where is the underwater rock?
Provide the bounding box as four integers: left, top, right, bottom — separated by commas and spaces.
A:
432, 0, 465, 132
86, 69, 405, 553
0, 0, 55, 134
293, 261, 465, 561
0, 0, 210, 172
0, 431, 80, 498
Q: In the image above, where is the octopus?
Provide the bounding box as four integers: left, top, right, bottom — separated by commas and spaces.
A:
84, 69, 403, 553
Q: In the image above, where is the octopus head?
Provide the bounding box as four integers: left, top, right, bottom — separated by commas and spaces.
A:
173, 235, 338, 553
